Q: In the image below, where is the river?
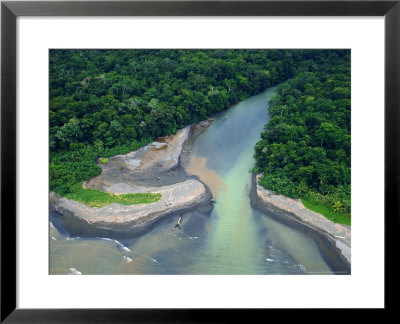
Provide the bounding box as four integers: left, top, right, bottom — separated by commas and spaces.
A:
50, 87, 335, 275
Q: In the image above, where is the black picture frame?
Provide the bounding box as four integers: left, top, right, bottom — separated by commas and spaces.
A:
1, 0, 398, 322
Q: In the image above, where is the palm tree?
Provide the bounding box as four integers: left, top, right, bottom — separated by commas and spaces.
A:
332, 201, 343, 213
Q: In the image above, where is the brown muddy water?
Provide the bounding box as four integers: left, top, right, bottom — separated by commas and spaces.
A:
50, 87, 345, 275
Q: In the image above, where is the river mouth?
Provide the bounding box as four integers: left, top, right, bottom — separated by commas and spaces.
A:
249, 174, 350, 274
185, 155, 228, 197
50, 87, 349, 275
50, 193, 214, 240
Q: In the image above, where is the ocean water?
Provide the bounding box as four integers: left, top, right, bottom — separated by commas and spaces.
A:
50, 87, 334, 275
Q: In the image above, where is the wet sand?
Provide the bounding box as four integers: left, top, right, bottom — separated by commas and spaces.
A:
50, 123, 214, 232
251, 173, 351, 270
50, 116, 350, 273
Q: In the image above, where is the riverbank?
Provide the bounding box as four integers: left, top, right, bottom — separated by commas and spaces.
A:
251, 173, 351, 272
50, 122, 214, 234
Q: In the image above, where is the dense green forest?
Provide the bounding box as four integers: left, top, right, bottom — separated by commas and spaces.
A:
49, 49, 298, 194
253, 53, 351, 223
50, 49, 350, 222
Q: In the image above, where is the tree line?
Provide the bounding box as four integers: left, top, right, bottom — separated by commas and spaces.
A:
253, 52, 351, 218
49, 48, 350, 217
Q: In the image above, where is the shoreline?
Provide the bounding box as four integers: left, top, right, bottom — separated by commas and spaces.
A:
50, 122, 215, 235
50, 116, 351, 273
250, 173, 351, 273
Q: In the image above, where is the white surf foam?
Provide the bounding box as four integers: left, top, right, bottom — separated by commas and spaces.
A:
97, 237, 132, 252
98, 237, 114, 242
69, 268, 82, 275
67, 237, 81, 241
123, 256, 133, 263
114, 240, 131, 252
296, 264, 307, 273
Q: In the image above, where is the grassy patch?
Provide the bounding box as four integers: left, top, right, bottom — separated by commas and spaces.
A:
99, 157, 109, 163
65, 183, 161, 207
301, 198, 351, 226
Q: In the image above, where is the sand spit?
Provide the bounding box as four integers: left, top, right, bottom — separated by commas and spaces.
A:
253, 174, 351, 265
50, 179, 208, 228
113, 126, 191, 172
50, 123, 214, 231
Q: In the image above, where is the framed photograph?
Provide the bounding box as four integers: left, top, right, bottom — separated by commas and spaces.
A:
1, 0, 398, 321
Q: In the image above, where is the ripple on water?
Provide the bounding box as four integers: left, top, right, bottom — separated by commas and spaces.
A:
49, 86, 335, 275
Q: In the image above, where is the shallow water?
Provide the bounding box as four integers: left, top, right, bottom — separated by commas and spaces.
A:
50, 87, 334, 275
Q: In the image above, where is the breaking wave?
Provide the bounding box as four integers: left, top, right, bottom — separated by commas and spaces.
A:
69, 267, 82, 275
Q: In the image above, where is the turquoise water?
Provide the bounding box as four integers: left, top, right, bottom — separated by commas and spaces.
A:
50, 88, 333, 275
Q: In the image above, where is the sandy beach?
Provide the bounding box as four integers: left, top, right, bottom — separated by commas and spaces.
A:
253, 173, 351, 266
50, 119, 351, 270
50, 123, 214, 232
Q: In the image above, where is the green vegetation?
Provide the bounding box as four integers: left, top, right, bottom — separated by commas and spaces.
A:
99, 157, 108, 163
65, 183, 161, 208
49, 138, 150, 196
302, 198, 350, 226
253, 52, 351, 224
258, 170, 298, 198
50, 49, 350, 216
49, 49, 309, 196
